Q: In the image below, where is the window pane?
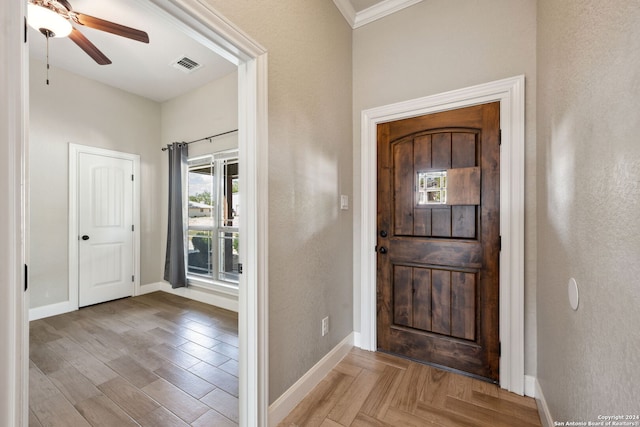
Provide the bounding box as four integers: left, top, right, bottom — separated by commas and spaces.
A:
218, 230, 239, 283
218, 159, 239, 283
417, 171, 447, 205
188, 229, 213, 276
221, 160, 239, 228
188, 160, 214, 277
188, 162, 214, 229
186, 153, 239, 286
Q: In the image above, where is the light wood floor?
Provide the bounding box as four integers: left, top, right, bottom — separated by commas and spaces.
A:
29, 291, 239, 427
279, 348, 542, 427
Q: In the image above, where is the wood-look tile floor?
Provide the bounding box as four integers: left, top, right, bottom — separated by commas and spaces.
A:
29, 291, 238, 427
279, 348, 542, 427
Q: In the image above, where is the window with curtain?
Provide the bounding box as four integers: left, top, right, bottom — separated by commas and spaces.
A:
187, 150, 239, 287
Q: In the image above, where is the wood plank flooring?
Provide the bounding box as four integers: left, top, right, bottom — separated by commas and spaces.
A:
279, 348, 542, 427
29, 292, 238, 427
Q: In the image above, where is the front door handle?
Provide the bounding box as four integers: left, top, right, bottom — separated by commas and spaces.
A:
379, 246, 387, 254
81, 235, 90, 241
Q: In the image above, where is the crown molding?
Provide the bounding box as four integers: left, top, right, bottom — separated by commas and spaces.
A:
354, 0, 423, 28
332, 0, 357, 28
333, 0, 423, 29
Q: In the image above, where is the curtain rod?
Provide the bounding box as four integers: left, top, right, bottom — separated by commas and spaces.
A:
161, 129, 238, 151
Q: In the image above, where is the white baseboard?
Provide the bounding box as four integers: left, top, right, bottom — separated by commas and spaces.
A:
31, 281, 238, 322
141, 281, 239, 313
268, 332, 355, 426
353, 331, 363, 348
29, 300, 76, 321
524, 374, 536, 397
535, 377, 554, 427
137, 282, 161, 294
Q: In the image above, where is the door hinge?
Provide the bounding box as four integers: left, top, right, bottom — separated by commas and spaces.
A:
238, 263, 243, 274
132, 224, 134, 232
498, 342, 502, 357
131, 174, 134, 181
132, 275, 135, 282
24, 17, 28, 43
499, 129, 502, 145
24, 264, 28, 292
499, 235, 502, 251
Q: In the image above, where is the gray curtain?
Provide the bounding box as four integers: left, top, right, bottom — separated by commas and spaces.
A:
164, 142, 188, 288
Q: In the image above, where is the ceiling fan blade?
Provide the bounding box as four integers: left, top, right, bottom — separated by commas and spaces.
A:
75, 13, 149, 43
68, 28, 112, 65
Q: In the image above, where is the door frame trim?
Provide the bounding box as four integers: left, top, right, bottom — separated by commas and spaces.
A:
10, 0, 270, 424
146, 1, 270, 425
359, 75, 526, 394
0, 0, 28, 424
69, 144, 141, 309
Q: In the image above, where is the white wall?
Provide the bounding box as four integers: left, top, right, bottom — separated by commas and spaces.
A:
202, 0, 354, 403
161, 71, 238, 155
537, 0, 640, 420
29, 59, 162, 309
352, 0, 538, 375
153, 70, 239, 310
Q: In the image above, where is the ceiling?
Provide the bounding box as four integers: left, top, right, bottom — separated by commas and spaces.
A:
28, 0, 414, 102
28, 0, 236, 103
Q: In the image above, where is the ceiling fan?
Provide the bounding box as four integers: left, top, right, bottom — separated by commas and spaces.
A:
27, 0, 149, 66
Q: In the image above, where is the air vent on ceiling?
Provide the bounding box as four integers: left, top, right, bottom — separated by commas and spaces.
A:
171, 56, 202, 73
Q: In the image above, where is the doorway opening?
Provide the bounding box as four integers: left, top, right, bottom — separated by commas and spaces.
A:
376, 102, 501, 382
358, 76, 526, 395
17, 0, 268, 425
69, 144, 140, 308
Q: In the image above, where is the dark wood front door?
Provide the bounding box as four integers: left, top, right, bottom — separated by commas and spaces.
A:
376, 102, 500, 382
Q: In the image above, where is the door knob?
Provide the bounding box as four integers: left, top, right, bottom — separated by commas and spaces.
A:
380, 230, 388, 238
81, 235, 90, 241
379, 246, 387, 254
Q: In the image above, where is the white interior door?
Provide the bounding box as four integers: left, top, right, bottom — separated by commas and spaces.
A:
78, 152, 134, 307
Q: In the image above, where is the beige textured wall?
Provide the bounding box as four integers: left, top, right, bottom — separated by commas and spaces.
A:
353, 0, 538, 375
204, 0, 353, 402
29, 59, 162, 308
537, 0, 640, 420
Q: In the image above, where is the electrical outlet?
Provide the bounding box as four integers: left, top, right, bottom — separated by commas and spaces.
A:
322, 316, 329, 336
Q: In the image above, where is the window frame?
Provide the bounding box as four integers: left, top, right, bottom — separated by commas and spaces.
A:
186, 149, 240, 293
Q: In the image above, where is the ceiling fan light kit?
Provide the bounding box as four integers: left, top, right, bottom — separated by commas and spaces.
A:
27, 3, 72, 38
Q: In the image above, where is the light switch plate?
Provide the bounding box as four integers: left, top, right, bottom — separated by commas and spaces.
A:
340, 195, 349, 210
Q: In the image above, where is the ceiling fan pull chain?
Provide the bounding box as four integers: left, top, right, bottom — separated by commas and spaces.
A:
45, 32, 50, 85
40, 30, 52, 86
